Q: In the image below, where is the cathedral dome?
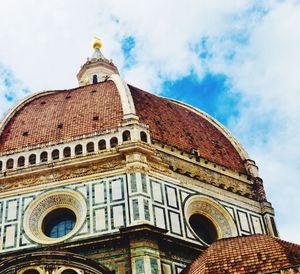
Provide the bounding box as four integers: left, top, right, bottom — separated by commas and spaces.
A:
0, 40, 280, 274
182, 234, 300, 274
0, 79, 247, 173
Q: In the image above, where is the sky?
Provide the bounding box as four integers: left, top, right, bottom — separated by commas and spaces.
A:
0, 0, 299, 244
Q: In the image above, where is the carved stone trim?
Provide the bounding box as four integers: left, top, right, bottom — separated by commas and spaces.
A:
23, 189, 87, 244
0, 251, 110, 274
184, 195, 238, 244
0, 156, 125, 194
160, 151, 256, 199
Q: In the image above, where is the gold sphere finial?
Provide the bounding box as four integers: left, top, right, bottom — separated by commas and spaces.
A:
93, 37, 102, 49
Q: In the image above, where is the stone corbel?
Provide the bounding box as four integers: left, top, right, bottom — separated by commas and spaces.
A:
118, 142, 170, 175
244, 159, 259, 178
254, 177, 267, 202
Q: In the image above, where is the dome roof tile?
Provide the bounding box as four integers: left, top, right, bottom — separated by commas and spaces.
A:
0, 81, 123, 152
0, 81, 246, 173
182, 234, 300, 274
130, 85, 246, 173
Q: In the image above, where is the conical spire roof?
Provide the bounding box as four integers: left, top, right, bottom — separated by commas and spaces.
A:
91, 37, 109, 62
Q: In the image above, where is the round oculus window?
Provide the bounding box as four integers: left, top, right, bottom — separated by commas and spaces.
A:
189, 213, 218, 244
23, 189, 87, 244
43, 208, 76, 238
184, 195, 238, 245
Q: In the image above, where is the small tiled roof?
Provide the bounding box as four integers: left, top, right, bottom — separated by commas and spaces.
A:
0, 81, 246, 173
0, 81, 123, 152
130, 86, 246, 173
182, 234, 300, 274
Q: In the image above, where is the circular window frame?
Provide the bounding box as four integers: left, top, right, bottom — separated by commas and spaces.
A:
184, 195, 237, 245
23, 189, 87, 244
42, 208, 76, 238
188, 212, 219, 244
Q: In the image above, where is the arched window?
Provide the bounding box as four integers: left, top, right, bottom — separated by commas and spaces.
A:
75, 144, 83, 155
140, 131, 148, 142
29, 154, 36, 165
40, 151, 48, 162
122, 130, 131, 142
52, 149, 59, 160
18, 156, 25, 167
92, 74, 98, 84
86, 142, 95, 153
61, 270, 78, 274
6, 159, 14, 170
63, 147, 71, 158
0, 161, 2, 171
110, 137, 118, 148
98, 139, 106, 150
23, 270, 40, 274
189, 214, 218, 244
43, 208, 76, 238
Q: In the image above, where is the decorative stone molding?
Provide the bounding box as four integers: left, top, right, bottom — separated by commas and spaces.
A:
23, 189, 87, 244
254, 177, 267, 202
159, 150, 256, 199
0, 251, 110, 274
0, 152, 125, 195
19, 267, 44, 274
244, 159, 259, 178
0, 120, 150, 176
184, 195, 238, 244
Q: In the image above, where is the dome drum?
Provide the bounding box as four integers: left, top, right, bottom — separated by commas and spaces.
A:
0, 79, 248, 175
0, 124, 150, 174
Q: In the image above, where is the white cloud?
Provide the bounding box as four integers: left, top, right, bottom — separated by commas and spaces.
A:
0, 0, 299, 244
0, 0, 253, 91
107, 0, 254, 88
208, 0, 300, 243
0, 67, 29, 118
0, 0, 125, 91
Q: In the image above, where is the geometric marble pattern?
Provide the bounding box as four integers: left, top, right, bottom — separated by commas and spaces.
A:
0, 173, 267, 253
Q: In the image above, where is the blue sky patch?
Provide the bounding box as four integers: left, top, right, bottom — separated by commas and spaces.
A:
0, 65, 29, 106
161, 73, 240, 126
121, 36, 136, 68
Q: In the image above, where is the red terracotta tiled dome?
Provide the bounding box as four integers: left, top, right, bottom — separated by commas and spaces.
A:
0, 81, 123, 153
130, 86, 246, 173
0, 81, 246, 173
182, 234, 300, 274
